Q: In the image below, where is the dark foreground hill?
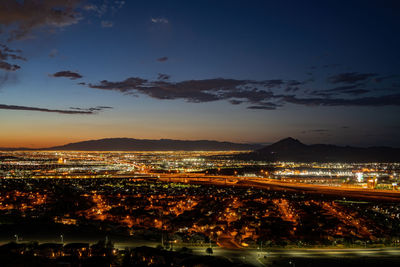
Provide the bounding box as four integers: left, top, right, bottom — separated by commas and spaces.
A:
45, 138, 261, 151
241, 137, 400, 162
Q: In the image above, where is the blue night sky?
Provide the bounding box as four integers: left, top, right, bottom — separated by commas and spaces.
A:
0, 0, 399, 148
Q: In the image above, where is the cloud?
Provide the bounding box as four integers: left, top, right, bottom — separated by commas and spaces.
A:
51, 70, 83, 80
83, 1, 125, 17
88, 77, 251, 101
0, 61, 20, 71
325, 84, 362, 92
89, 77, 147, 93
282, 94, 400, 107
344, 89, 370, 95
328, 72, 377, 84
84, 72, 400, 110
374, 75, 399, 83
151, 17, 169, 24
0, 44, 26, 61
95, 105, 113, 109
101, 21, 113, 28
247, 104, 279, 110
301, 129, 330, 135
229, 100, 244, 105
0, 104, 112, 114
262, 79, 284, 88
157, 73, 170, 80
0, 0, 83, 41
310, 83, 370, 96
0, 43, 26, 72
83, 4, 98, 11
69, 106, 113, 112
285, 79, 311, 92
87, 76, 294, 109
157, 56, 168, 62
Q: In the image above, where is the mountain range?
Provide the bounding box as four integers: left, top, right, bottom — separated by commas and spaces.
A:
1, 137, 399, 162
243, 137, 400, 162
7, 138, 261, 151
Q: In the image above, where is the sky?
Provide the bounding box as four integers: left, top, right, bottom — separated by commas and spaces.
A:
0, 0, 399, 148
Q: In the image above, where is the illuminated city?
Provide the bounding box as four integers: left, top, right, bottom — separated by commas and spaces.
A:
1, 150, 400, 266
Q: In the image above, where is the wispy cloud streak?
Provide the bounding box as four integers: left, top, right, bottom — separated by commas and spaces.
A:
0, 104, 112, 114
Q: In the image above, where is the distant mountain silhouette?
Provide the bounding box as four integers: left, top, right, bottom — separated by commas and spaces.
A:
44, 138, 261, 151
242, 137, 400, 162
2, 138, 399, 162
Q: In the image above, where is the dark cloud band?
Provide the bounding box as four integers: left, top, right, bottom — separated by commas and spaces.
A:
157, 57, 168, 62
328, 72, 377, 84
51, 71, 83, 80
0, 104, 112, 115
85, 73, 400, 110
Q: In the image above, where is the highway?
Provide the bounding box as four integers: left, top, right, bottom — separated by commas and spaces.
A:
154, 173, 400, 202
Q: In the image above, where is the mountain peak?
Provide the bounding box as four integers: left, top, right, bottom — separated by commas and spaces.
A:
274, 137, 304, 146
257, 137, 305, 153
278, 137, 300, 143
249, 137, 400, 162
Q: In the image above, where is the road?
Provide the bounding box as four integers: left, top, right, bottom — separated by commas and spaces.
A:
3, 235, 400, 267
